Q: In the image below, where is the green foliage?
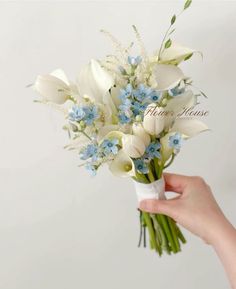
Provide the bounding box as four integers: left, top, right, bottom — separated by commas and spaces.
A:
171, 14, 176, 25
164, 39, 172, 49
184, 0, 192, 10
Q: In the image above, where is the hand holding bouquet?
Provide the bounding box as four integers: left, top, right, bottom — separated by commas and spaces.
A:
32, 0, 208, 256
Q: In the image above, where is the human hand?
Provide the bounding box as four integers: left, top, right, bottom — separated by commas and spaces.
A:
139, 173, 231, 245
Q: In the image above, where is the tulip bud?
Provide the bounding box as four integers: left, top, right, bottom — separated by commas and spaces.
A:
122, 134, 146, 158
143, 103, 165, 136
132, 123, 150, 146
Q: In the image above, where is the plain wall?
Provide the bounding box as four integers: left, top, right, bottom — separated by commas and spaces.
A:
0, 1, 236, 289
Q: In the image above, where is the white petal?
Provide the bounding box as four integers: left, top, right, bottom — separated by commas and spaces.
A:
132, 123, 151, 146
100, 130, 124, 146
97, 125, 120, 142
34, 74, 69, 104
153, 64, 185, 90
164, 90, 197, 129
171, 118, 209, 138
160, 132, 174, 162
159, 42, 201, 65
50, 68, 70, 85
143, 104, 165, 136
122, 135, 146, 158
109, 150, 135, 177
77, 59, 114, 103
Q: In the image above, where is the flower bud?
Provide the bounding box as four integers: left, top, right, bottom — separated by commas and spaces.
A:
122, 134, 146, 158
143, 103, 165, 136
132, 123, 150, 146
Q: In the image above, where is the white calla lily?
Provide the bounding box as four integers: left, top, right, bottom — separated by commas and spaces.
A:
152, 64, 185, 90
143, 104, 165, 136
132, 123, 151, 146
122, 134, 146, 158
171, 118, 209, 138
164, 90, 197, 129
77, 59, 114, 103
97, 125, 120, 142
159, 42, 200, 65
109, 150, 135, 177
34, 69, 71, 104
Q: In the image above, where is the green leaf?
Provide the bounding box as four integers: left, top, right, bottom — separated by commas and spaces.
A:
164, 39, 172, 49
184, 0, 192, 10
171, 14, 176, 25
184, 53, 193, 61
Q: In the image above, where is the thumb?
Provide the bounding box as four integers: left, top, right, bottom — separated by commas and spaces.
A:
139, 198, 179, 220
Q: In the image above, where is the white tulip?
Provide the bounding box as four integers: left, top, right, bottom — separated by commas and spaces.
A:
122, 134, 146, 158
77, 59, 114, 103
152, 64, 185, 91
34, 69, 71, 104
132, 123, 151, 146
109, 150, 135, 177
143, 104, 165, 136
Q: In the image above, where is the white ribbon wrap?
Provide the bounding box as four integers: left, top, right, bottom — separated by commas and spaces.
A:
133, 177, 166, 203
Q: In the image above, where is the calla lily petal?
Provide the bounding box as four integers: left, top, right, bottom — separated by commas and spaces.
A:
171, 118, 209, 138
101, 130, 124, 146
97, 125, 120, 142
34, 70, 70, 104
152, 64, 185, 90
50, 68, 70, 85
164, 90, 197, 129
159, 42, 200, 65
109, 150, 135, 177
77, 59, 114, 103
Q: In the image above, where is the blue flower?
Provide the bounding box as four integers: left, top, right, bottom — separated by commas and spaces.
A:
133, 84, 153, 102
149, 90, 162, 103
168, 133, 183, 150
134, 159, 149, 174
101, 138, 119, 155
168, 83, 185, 97
68, 105, 85, 122
83, 105, 100, 125
132, 101, 148, 117
128, 56, 142, 66
85, 163, 97, 176
145, 142, 161, 159
80, 144, 98, 161
119, 98, 132, 111
119, 84, 133, 102
118, 113, 131, 124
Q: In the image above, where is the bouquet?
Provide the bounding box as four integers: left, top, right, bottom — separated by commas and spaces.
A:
32, 0, 208, 256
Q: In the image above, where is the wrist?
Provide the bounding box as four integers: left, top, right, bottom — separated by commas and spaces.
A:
210, 217, 236, 249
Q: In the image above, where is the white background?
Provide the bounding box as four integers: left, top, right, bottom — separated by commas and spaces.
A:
0, 1, 236, 289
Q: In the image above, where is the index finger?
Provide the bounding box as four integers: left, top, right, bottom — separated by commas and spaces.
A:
164, 172, 191, 194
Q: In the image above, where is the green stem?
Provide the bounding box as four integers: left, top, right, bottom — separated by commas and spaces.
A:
164, 153, 175, 169
142, 212, 159, 252
159, 214, 177, 253
167, 216, 180, 252
147, 165, 155, 183
176, 225, 187, 244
